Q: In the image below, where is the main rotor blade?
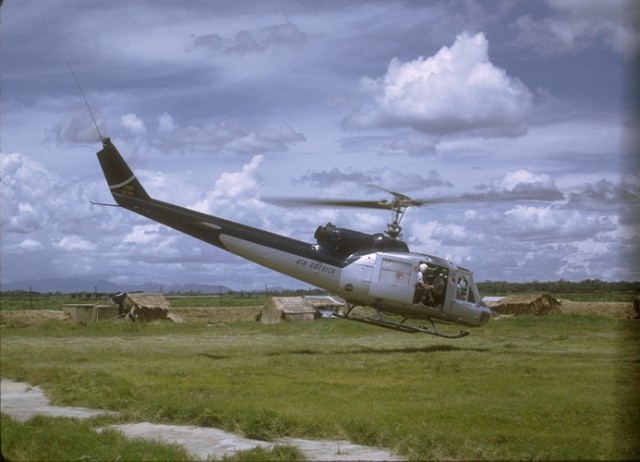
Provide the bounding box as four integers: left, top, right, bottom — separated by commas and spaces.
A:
263, 197, 394, 210
418, 189, 564, 205
264, 189, 562, 210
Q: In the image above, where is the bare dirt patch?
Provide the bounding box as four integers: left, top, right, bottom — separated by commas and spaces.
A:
0, 310, 73, 328
0, 306, 261, 327
170, 306, 261, 324
558, 300, 634, 317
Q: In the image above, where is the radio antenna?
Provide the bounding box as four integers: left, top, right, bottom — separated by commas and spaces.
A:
68, 62, 104, 141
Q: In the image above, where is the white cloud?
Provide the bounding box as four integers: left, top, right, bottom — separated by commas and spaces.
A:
121, 113, 146, 134
407, 220, 480, 268
556, 238, 615, 279
344, 32, 533, 137
157, 112, 175, 133
191, 155, 266, 220
491, 169, 557, 193
17, 238, 43, 251
55, 235, 96, 252
504, 206, 617, 241
8, 203, 40, 234
213, 155, 263, 198
123, 224, 162, 244
1, 153, 55, 233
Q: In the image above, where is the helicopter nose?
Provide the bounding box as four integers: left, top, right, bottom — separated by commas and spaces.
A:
477, 307, 492, 326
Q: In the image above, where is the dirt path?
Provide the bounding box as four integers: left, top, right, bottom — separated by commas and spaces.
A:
1, 379, 403, 461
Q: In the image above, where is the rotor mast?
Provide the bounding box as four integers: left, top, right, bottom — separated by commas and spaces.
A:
384, 196, 408, 239
371, 186, 424, 240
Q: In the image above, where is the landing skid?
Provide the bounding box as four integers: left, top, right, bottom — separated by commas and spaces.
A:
329, 308, 469, 339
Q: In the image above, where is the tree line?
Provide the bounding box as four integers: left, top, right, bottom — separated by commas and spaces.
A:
477, 279, 640, 296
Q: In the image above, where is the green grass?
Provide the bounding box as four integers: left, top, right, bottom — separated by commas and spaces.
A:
0, 413, 191, 461
0, 413, 303, 462
1, 314, 638, 460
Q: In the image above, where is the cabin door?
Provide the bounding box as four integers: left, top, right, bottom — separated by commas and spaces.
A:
368, 255, 414, 303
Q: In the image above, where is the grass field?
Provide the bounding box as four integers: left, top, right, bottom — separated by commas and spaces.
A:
1, 307, 639, 461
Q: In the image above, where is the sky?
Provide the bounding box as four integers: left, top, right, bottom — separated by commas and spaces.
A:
1, 0, 639, 291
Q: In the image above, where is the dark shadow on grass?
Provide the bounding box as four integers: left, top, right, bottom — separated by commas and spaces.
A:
195, 345, 489, 361
197, 353, 231, 360
266, 345, 489, 356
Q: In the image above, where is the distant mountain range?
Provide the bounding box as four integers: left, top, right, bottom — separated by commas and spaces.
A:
0, 278, 233, 294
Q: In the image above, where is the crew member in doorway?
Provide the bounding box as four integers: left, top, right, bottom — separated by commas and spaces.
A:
415, 263, 446, 308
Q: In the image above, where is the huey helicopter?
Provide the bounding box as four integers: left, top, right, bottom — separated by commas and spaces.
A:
95, 136, 498, 338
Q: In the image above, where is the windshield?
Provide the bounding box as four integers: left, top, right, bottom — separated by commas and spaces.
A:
454, 272, 476, 303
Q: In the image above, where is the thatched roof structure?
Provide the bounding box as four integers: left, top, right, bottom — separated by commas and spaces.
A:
260, 296, 344, 324
490, 293, 561, 316
125, 293, 170, 309
117, 292, 171, 322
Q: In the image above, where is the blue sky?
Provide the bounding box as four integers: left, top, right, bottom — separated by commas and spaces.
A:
2, 0, 639, 291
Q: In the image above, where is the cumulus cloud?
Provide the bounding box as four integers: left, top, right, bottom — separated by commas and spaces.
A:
123, 224, 163, 244
7, 203, 40, 234
121, 113, 147, 134
191, 155, 265, 221
515, 0, 639, 57
343, 32, 533, 137
17, 238, 43, 251
1, 153, 56, 233
214, 155, 263, 197
407, 219, 482, 267
55, 235, 96, 252
190, 23, 308, 55
157, 112, 175, 133
489, 169, 558, 194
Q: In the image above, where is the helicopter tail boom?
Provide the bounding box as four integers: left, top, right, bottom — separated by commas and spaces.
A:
97, 138, 151, 203
95, 138, 347, 290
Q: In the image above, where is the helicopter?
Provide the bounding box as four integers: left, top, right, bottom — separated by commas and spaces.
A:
95, 136, 500, 338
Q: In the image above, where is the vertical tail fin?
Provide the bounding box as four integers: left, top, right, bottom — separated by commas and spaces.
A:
97, 138, 151, 202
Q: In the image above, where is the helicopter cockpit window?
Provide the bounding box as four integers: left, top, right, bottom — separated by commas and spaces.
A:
455, 274, 475, 303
